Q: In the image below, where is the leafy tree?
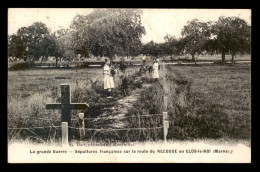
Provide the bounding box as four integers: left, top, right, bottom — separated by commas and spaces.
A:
8, 34, 27, 60
181, 19, 211, 63
39, 34, 57, 62
142, 41, 159, 57
163, 34, 179, 59
209, 16, 251, 64
70, 14, 91, 58
84, 8, 146, 59
53, 28, 78, 66
28, 22, 51, 62
15, 22, 51, 62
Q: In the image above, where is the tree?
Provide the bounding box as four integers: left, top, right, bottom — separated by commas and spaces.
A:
39, 34, 57, 62
83, 8, 146, 59
28, 22, 51, 62
163, 34, 179, 59
142, 41, 159, 57
8, 34, 27, 60
15, 22, 51, 62
70, 14, 91, 58
181, 19, 211, 63
53, 28, 78, 66
210, 16, 251, 64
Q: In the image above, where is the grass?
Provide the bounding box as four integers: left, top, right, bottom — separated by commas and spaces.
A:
168, 64, 251, 140
8, 66, 140, 143
124, 63, 251, 141
8, 62, 251, 143
8, 54, 251, 70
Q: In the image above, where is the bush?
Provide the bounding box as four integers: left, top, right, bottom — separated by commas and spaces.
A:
9, 62, 36, 70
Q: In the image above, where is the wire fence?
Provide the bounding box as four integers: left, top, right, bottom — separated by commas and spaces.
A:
8, 68, 168, 143
8, 126, 61, 130
68, 126, 163, 131
7, 114, 163, 131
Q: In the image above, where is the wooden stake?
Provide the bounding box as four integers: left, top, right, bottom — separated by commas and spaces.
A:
78, 113, 85, 139
62, 122, 68, 146
163, 112, 169, 143
138, 115, 141, 128
163, 96, 167, 111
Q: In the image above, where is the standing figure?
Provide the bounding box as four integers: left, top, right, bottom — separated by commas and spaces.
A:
152, 59, 159, 80
119, 58, 127, 73
104, 59, 115, 98
142, 54, 147, 65
156, 56, 161, 70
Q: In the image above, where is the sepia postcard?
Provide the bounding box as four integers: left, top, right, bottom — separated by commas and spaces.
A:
8, 8, 251, 163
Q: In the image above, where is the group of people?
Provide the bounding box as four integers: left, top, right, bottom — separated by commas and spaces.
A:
103, 56, 160, 98
141, 55, 160, 79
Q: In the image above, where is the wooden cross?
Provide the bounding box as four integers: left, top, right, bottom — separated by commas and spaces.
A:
46, 84, 89, 142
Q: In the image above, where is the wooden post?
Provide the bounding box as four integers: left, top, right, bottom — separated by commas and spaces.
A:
62, 122, 69, 146
78, 113, 85, 139
163, 96, 169, 143
138, 115, 141, 128
60, 85, 73, 141
163, 112, 169, 143
163, 96, 167, 111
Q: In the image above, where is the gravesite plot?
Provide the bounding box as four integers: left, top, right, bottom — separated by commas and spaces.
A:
7, 8, 251, 163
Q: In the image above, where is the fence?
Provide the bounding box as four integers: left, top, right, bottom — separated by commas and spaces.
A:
59, 95, 169, 146
8, 65, 170, 146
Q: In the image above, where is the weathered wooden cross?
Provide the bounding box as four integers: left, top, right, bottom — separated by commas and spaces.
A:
46, 84, 89, 142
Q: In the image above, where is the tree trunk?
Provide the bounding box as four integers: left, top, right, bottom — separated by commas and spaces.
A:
221, 52, 225, 64
231, 53, 235, 64
191, 53, 196, 64
56, 57, 58, 67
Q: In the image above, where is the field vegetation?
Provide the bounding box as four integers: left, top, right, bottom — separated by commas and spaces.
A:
8, 62, 251, 144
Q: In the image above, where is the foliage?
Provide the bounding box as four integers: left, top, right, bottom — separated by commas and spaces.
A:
85, 9, 146, 58
163, 34, 180, 58
181, 19, 211, 61
24, 22, 51, 62
8, 34, 27, 60
55, 29, 77, 62
206, 16, 251, 63
70, 14, 91, 58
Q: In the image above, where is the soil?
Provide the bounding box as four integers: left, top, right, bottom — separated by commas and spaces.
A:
89, 77, 152, 129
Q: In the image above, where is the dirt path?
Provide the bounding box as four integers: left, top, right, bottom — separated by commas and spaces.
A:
94, 79, 152, 129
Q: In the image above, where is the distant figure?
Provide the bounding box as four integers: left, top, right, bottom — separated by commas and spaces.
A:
119, 58, 127, 73
142, 54, 147, 64
110, 60, 117, 77
104, 59, 115, 98
152, 59, 159, 79
121, 77, 129, 97
156, 56, 160, 70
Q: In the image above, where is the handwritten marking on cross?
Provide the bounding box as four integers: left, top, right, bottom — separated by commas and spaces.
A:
46, 84, 89, 142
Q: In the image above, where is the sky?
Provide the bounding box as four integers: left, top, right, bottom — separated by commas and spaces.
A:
8, 8, 251, 44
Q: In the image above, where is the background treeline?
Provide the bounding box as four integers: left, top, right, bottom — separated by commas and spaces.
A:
8, 9, 251, 66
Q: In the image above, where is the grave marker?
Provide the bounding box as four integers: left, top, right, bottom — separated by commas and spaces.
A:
46, 84, 89, 142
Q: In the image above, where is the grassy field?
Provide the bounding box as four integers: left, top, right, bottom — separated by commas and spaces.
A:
8, 63, 251, 143
7, 66, 139, 142
166, 64, 251, 140
8, 54, 251, 69
125, 63, 251, 141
